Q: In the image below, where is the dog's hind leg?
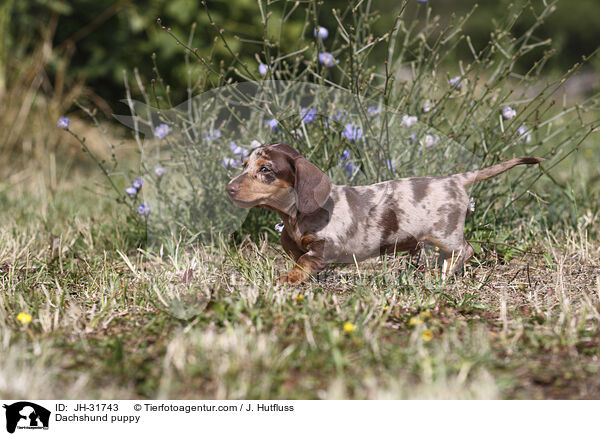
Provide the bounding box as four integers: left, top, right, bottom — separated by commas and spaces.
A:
439, 238, 474, 280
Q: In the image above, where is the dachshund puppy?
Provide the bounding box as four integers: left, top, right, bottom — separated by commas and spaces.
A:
226, 142, 543, 284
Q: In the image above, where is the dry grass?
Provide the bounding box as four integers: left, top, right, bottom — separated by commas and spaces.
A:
0, 161, 598, 400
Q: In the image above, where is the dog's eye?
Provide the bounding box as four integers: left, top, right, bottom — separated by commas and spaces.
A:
259, 166, 271, 173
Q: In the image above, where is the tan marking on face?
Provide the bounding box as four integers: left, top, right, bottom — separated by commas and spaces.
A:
228, 148, 294, 212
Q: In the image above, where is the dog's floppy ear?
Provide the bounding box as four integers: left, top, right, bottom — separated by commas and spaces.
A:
268, 142, 301, 159
293, 156, 332, 215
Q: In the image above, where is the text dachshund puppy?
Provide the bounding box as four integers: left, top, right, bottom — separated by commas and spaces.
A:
226, 143, 543, 284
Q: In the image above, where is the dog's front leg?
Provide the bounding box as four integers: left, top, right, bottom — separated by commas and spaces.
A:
277, 240, 325, 284
280, 230, 304, 261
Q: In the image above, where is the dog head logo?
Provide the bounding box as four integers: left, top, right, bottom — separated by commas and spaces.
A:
2, 402, 50, 434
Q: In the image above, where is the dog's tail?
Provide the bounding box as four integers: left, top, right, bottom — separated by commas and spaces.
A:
459, 157, 544, 186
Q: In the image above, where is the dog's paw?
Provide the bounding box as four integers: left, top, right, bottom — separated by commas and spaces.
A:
275, 274, 291, 284
275, 268, 308, 285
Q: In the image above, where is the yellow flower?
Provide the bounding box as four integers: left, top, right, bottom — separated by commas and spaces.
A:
17, 312, 32, 325
294, 294, 304, 302
343, 322, 356, 333
408, 316, 423, 327
383, 305, 390, 311
420, 310, 432, 319
422, 329, 434, 341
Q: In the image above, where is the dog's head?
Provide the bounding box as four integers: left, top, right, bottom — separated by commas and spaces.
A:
226, 142, 332, 215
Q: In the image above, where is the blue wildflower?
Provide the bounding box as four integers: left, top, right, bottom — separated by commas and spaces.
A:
318, 52, 337, 68
449, 76, 463, 90
517, 125, 531, 143
205, 129, 222, 141
258, 63, 270, 76
301, 108, 316, 123
329, 111, 347, 126
154, 165, 166, 178
222, 157, 239, 170
401, 115, 418, 128
342, 123, 362, 141
422, 134, 439, 148
137, 204, 151, 216
314, 26, 329, 40
502, 106, 516, 120
265, 118, 278, 132
340, 149, 351, 161
423, 99, 432, 113
367, 106, 380, 116
344, 161, 359, 178
125, 186, 137, 198
57, 117, 70, 129
229, 141, 249, 158
154, 123, 169, 139
132, 178, 144, 190
386, 159, 396, 173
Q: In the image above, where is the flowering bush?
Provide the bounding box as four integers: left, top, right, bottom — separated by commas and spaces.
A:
61, 0, 598, 246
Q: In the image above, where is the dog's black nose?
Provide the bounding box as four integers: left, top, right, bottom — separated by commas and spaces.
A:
226, 182, 239, 197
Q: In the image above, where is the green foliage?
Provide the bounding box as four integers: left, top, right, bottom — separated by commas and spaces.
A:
5, 0, 600, 106
61, 0, 598, 245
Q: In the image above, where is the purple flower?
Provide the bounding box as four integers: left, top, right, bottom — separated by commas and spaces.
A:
154, 123, 169, 139
342, 123, 362, 141
423, 99, 432, 113
125, 186, 137, 198
401, 115, 418, 128
417, 0, 427, 3
265, 118, 278, 132
340, 149, 351, 161
132, 178, 144, 190
318, 52, 337, 68
229, 141, 249, 158
301, 108, 316, 123
422, 134, 439, 148
314, 26, 329, 40
275, 222, 285, 233
502, 106, 517, 120
344, 161, 359, 178
290, 129, 303, 140
449, 76, 463, 90
222, 157, 239, 170
57, 117, 70, 129
138, 204, 151, 216
331, 110, 347, 124
367, 106, 380, 116
205, 129, 221, 141
154, 165, 166, 178
258, 63, 270, 76
386, 159, 396, 173
517, 125, 531, 143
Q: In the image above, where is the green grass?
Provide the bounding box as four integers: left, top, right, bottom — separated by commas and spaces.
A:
1, 160, 598, 400
1, 0, 599, 400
